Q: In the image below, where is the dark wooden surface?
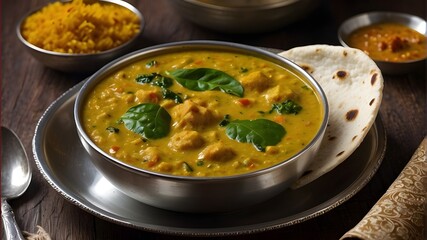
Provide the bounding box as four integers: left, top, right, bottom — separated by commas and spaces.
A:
2, 0, 426, 239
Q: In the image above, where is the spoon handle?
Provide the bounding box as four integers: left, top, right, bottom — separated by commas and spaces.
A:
1, 198, 26, 240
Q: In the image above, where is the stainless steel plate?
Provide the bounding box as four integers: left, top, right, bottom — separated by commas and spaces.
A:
33, 81, 386, 236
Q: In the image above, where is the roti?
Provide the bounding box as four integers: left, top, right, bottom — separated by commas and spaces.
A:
279, 45, 383, 188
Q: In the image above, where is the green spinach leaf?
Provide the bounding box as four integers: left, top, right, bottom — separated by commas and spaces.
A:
168, 68, 244, 97
120, 103, 171, 139
225, 119, 285, 152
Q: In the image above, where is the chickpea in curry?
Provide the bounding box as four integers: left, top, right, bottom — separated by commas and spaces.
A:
82, 50, 323, 177
348, 22, 427, 62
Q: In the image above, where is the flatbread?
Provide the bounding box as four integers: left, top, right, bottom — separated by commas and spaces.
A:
279, 45, 383, 188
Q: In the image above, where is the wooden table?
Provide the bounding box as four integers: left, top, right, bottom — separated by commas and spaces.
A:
2, 0, 426, 239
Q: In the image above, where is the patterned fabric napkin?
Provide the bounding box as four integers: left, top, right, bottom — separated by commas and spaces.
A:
341, 137, 426, 240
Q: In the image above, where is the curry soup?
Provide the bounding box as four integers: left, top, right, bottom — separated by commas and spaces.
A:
82, 50, 323, 177
348, 22, 427, 62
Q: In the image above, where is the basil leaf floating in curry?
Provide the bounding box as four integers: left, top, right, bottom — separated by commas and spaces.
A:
120, 103, 171, 139
270, 99, 302, 115
225, 119, 286, 152
168, 68, 244, 97
136, 73, 173, 88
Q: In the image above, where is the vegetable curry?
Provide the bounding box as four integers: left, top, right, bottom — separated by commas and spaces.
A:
82, 50, 323, 177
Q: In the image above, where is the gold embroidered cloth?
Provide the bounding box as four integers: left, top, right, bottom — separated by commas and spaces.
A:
341, 137, 426, 240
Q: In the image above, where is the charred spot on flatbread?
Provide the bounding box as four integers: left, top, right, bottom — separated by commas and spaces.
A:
328, 135, 336, 141
300, 64, 314, 74
333, 70, 348, 80
346, 109, 359, 121
336, 151, 345, 157
371, 73, 378, 86
369, 98, 375, 106
352, 135, 358, 141
343, 50, 348, 57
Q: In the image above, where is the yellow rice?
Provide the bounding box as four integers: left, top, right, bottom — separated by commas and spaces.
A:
21, 0, 140, 54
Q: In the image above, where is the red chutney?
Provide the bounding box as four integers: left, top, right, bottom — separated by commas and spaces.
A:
348, 22, 427, 62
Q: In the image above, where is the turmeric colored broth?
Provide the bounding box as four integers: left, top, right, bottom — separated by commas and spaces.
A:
82, 50, 323, 177
348, 22, 427, 62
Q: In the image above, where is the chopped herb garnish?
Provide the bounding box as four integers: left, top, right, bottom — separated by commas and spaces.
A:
145, 60, 158, 68
136, 73, 173, 88
135, 73, 185, 104
196, 160, 204, 166
106, 126, 119, 133
183, 162, 193, 172
219, 114, 230, 127
162, 88, 183, 103
270, 100, 302, 115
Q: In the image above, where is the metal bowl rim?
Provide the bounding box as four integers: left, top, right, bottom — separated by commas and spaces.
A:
74, 40, 329, 182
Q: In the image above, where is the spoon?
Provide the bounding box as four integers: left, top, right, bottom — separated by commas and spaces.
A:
1, 126, 32, 240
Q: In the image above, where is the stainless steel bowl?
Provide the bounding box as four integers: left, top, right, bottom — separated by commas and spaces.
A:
16, 0, 144, 74
169, 0, 320, 33
198, 0, 288, 7
74, 40, 329, 213
338, 11, 427, 75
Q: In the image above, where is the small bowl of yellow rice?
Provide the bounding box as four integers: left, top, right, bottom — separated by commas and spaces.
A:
17, 0, 144, 74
